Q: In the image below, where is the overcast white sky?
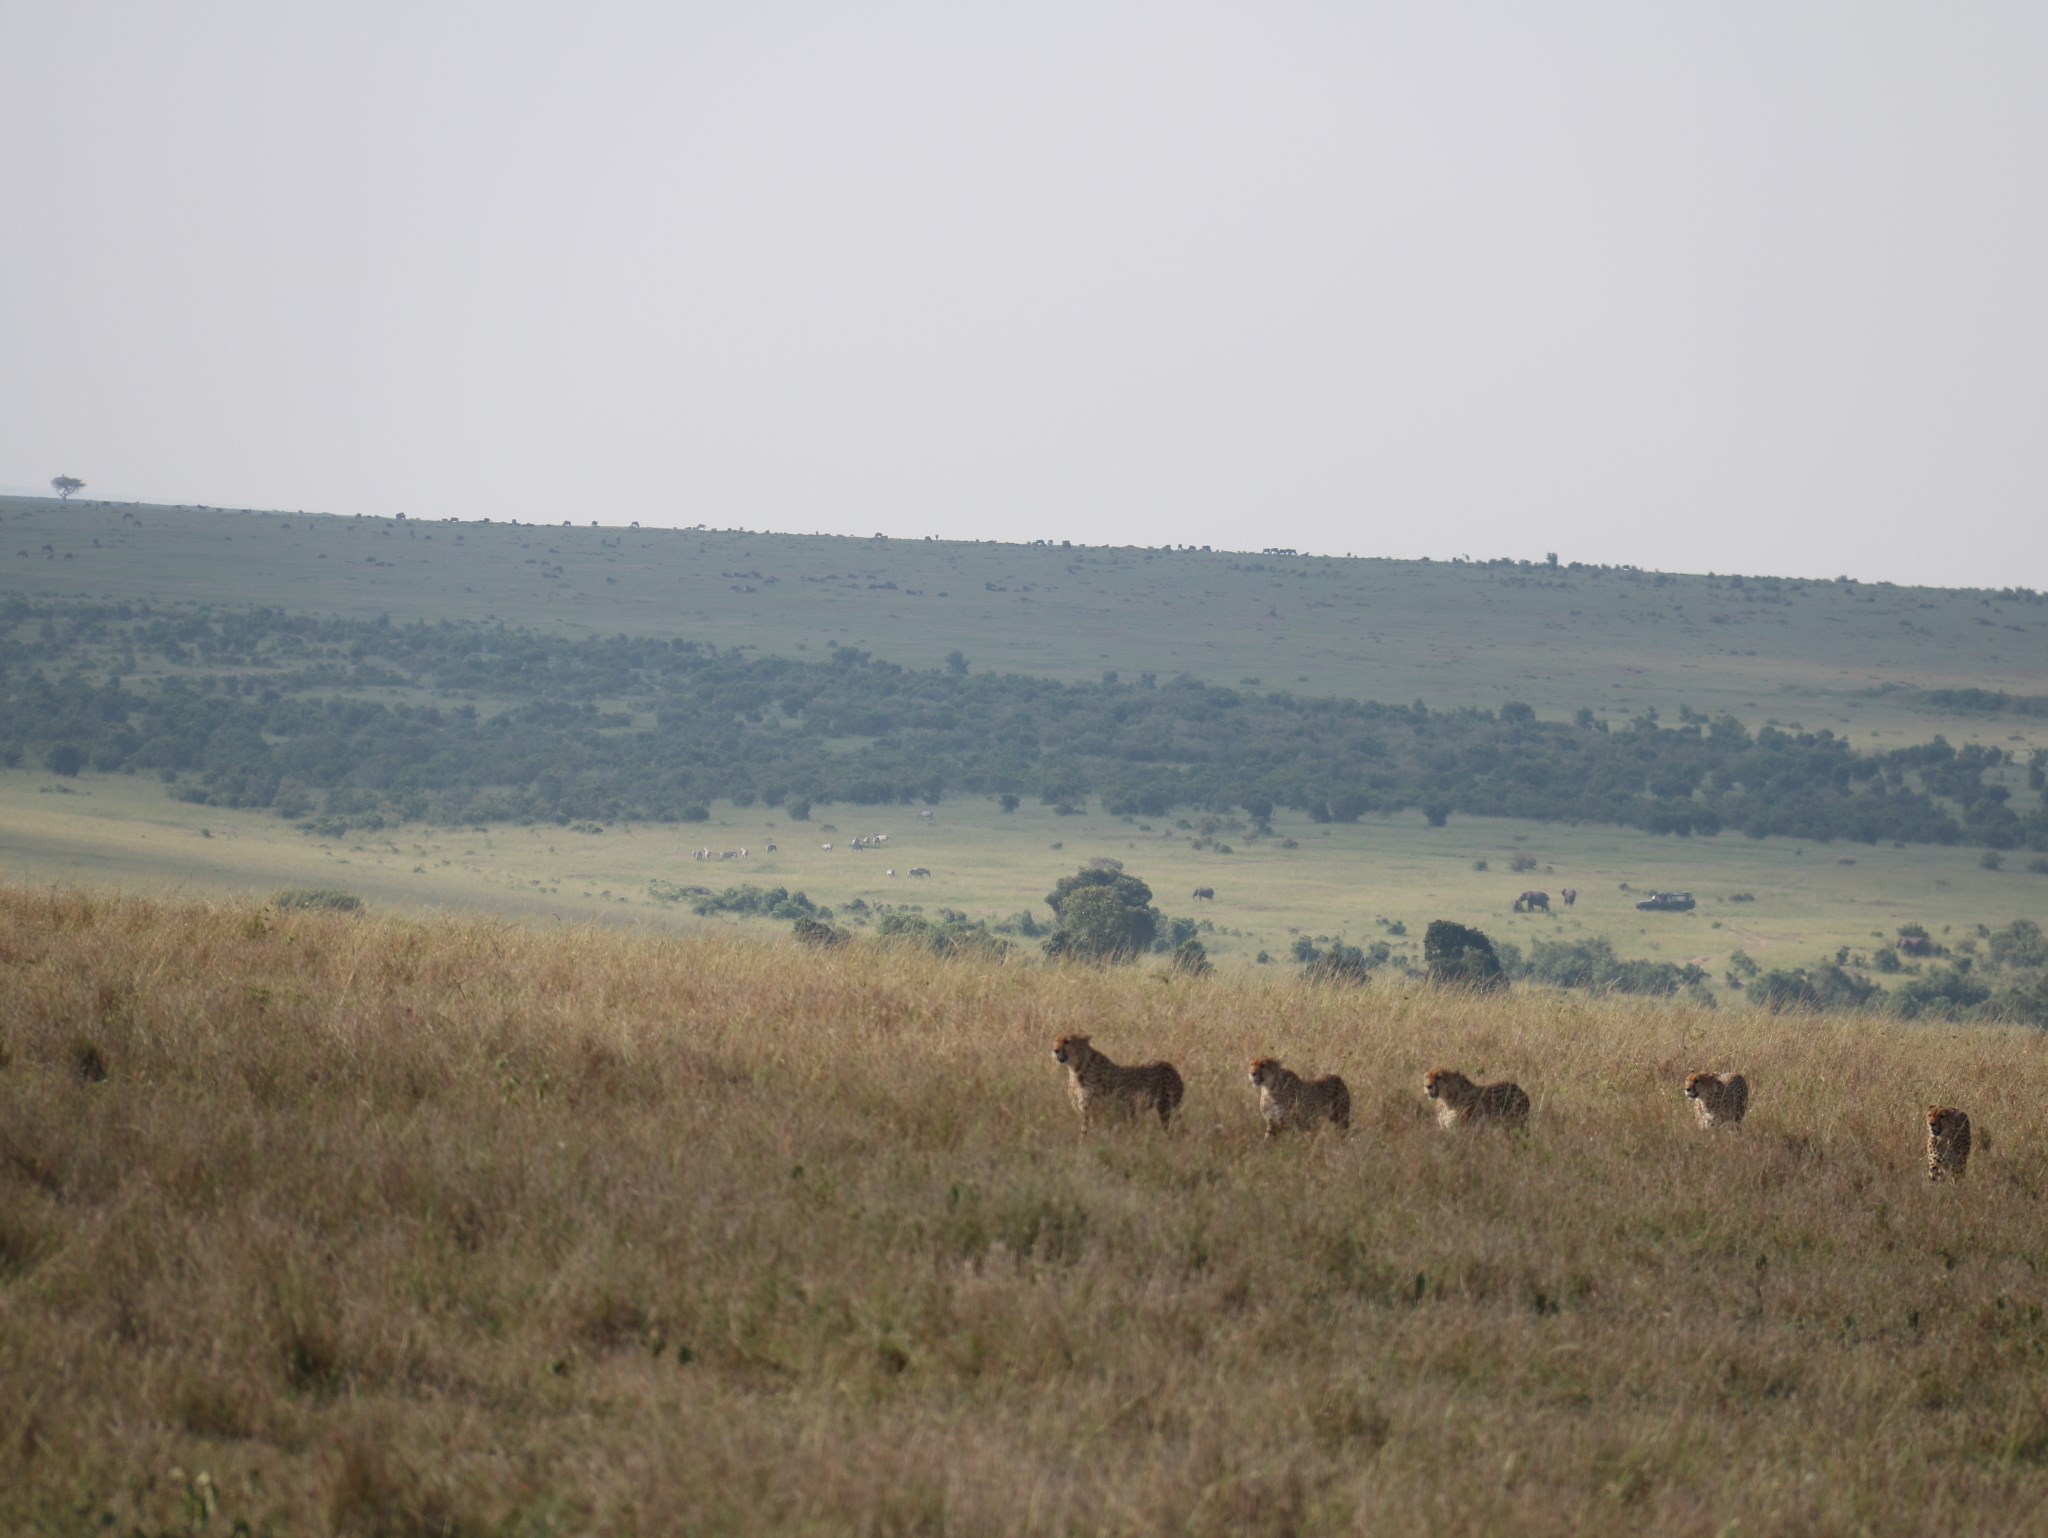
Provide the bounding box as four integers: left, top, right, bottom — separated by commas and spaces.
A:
5, 2, 2044, 586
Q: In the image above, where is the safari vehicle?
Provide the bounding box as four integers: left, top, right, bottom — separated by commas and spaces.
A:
1634, 891, 1696, 912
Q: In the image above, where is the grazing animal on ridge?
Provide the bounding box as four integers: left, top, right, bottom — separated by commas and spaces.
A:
1192, 886, 1215, 901
1684, 1071, 1749, 1128
1424, 1069, 1530, 1129
1052, 1035, 1183, 1133
1927, 1106, 1972, 1182
1248, 1058, 1349, 1137
909, 866, 931, 878
1513, 890, 1550, 913
1560, 887, 1577, 908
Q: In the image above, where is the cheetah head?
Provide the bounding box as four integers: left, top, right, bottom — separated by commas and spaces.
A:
1423, 1068, 1447, 1100
1249, 1057, 1281, 1088
1053, 1034, 1089, 1066
1684, 1072, 1708, 1100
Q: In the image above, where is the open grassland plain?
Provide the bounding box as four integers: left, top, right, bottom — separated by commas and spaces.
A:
7, 494, 2046, 751
6, 887, 2048, 1535
5, 771, 2043, 989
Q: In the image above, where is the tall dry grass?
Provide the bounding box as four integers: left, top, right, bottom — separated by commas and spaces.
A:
3, 884, 2047, 1535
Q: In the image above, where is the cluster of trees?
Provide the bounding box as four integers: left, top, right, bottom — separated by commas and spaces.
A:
1517, 936, 1712, 1001
870, 909, 1014, 961
1284, 927, 1712, 1002
653, 883, 831, 922
6, 598, 2046, 848
1286, 922, 1506, 990
771, 864, 1193, 969
1910, 688, 2048, 720
1291, 936, 1392, 986
1735, 919, 2048, 1025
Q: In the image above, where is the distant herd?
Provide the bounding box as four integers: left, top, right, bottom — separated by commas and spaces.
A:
1050, 1035, 1974, 1183
686, 834, 1628, 929
689, 833, 1624, 924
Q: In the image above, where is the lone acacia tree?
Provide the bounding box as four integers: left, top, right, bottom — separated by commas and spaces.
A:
1424, 920, 1506, 991
51, 476, 84, 500
1042, 862, 1161, 962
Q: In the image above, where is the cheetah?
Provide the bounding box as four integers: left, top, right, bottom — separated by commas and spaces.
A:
1683, 1071, 1749, 1129
1051, 1035, 1183, 1133
1248, 1057, 1350, 1138
1423, 1068, 1530, 1129
1926, 1106, 1972, 1182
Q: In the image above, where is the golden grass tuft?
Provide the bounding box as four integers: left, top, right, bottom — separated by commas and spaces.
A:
3, 883, 2048, 1534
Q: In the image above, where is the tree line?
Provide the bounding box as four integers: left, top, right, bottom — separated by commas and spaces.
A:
4, 597, 2045, 849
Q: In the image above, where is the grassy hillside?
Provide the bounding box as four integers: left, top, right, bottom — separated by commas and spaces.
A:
5, 493, 2043, 1009
7, 493, 2045, 750
4, 888, 2046, 1535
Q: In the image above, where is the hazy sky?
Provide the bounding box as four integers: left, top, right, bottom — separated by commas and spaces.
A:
7, 2, 2044, 587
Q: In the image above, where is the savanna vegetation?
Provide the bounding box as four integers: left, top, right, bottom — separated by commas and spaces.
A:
7, 597, 2047, 849
5, 886, 2048, 1536
657, 853, 2048, 1028
9, 496, 2048, 758
1732, 918, 2048, 1027
8, 496, 2048, 1533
